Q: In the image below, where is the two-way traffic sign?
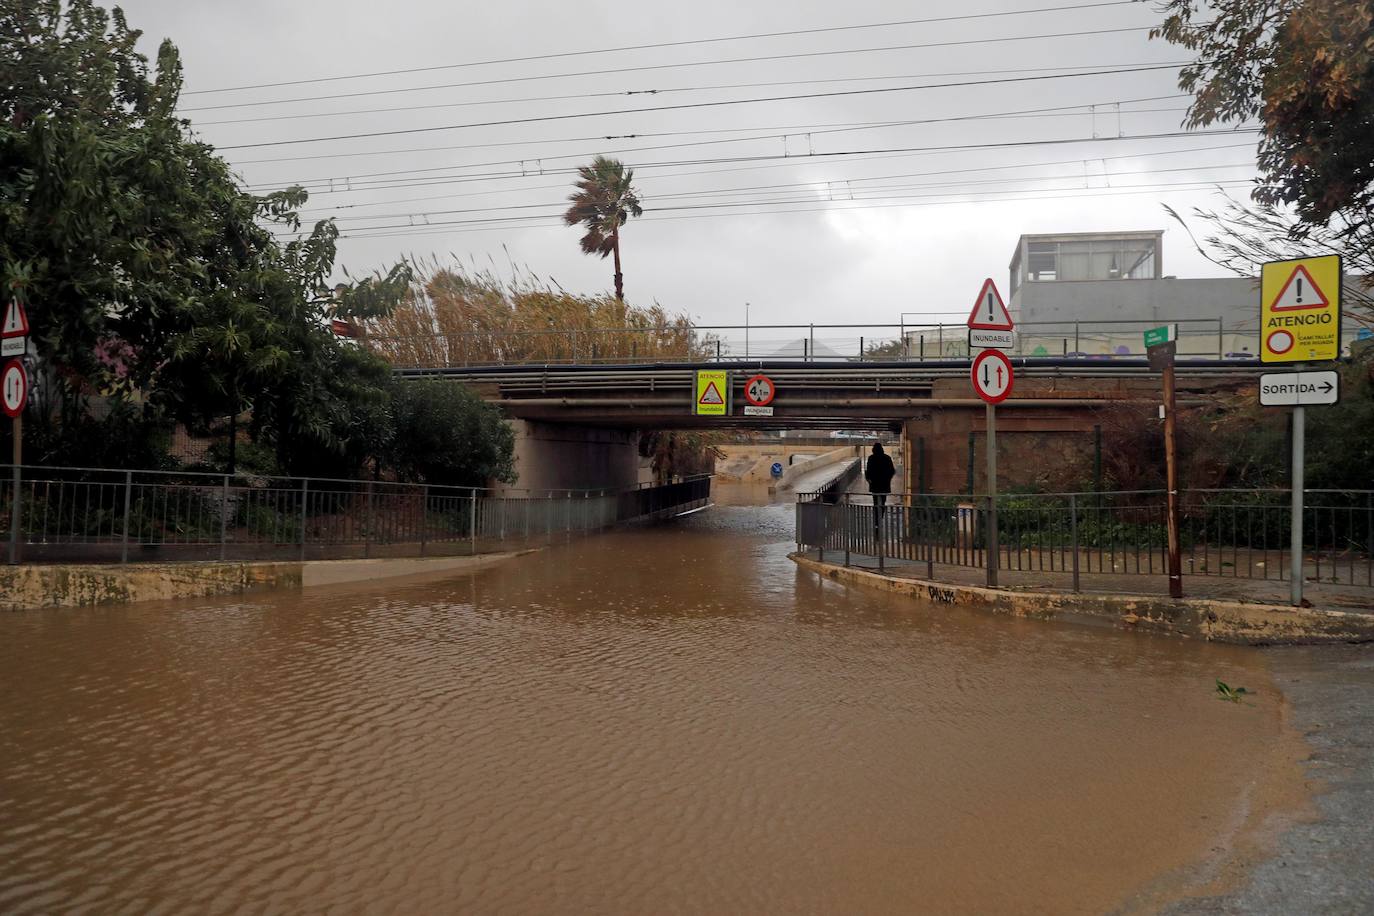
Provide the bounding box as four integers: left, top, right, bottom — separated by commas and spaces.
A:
971, 349, 1014, 404
1259, 370, 1339, 407
2, 359, 27, 418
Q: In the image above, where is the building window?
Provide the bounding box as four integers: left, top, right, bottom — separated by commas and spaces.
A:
1024, 238, 1156, 282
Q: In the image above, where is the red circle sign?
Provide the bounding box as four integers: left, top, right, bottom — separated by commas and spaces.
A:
2, 359, 26, 418
970, 350, 1014, 404
1266, 328, 1295, 355
744, 374, 776, 406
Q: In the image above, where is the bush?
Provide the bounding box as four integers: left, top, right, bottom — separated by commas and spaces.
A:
388, 380, 516, 487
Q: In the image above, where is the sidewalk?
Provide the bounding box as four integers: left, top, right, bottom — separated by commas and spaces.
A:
818, 549, 1374, 614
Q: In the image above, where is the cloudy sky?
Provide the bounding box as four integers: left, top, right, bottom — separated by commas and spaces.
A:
120, 0, 1257, 329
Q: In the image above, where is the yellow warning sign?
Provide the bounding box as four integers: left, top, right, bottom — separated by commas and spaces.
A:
694, 370, 728, 416
1261, 254, 1341, 363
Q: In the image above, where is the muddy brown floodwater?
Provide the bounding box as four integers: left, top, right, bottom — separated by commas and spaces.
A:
0, 501, 1306, 914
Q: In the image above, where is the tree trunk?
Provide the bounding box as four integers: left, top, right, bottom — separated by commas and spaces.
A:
611, 226, 624, 302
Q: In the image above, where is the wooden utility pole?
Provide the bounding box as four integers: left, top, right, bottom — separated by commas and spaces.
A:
1162, 356, 1182, 599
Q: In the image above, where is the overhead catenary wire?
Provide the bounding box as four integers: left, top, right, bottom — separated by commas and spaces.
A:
324, 181, 1257, 244
183, 0, 1141, 96
290, 138, 1258, 217
261, 128, 1262, 198
194, 61, 1192, 127
321, 162, 1258, 226
197, 25, 1168, 118
249, 92, 1191, 191
218, 65, 1189, 153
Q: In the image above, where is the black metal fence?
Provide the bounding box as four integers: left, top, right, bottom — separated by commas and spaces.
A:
796, 489, 1374, 592
1, 466, 712, 565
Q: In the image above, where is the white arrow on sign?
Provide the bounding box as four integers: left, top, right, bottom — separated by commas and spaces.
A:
1258, 370, 1340, 406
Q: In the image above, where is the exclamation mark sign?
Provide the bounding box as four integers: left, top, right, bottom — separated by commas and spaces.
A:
987, 291, 995, 322
1296, 276, 1304, 304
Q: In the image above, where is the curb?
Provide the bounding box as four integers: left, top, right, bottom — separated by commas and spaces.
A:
790, 553, 1374, 645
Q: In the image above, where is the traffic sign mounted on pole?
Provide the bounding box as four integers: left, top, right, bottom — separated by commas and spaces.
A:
1260, 254, 1341, 363
966, 278, 1014, 331
2, 359, 26, 418
1259, 370, 1339, 407
1, 299, 28, 358
970, 349, 1013, 404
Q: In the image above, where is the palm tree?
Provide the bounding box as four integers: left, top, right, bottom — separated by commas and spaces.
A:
563, 156, 643, 301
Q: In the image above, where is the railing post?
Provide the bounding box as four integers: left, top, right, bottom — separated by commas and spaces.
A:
1217, 316, 1224, 358
8, 460, 21, 566
925, 500, 934, 580
809, 324, 815, 362
219, 474, 229, 562
470, 488, 478, 554
843, 493, 851, 566
1074, 321, 1080, 355
363, 480, 373, 559
299, 478, 309, 562
876, 499, 885, 572
120, 470, 132, 565
1070, 493, 1080, 593
420, 484, 430, 556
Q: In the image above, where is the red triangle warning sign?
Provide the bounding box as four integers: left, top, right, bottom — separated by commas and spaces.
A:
1268, 264, 1329, 312
1, 299, 29, 339
698, 381, 724, 405
966, 278, 1014, 330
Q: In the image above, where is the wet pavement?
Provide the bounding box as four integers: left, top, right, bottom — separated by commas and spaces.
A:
0, 497, 1334, 914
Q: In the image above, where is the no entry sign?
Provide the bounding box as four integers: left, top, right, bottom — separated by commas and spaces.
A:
971, 349, 1013, 404
2, 359, 27, 418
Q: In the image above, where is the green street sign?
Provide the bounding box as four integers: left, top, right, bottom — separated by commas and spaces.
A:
1143, 324, 1177, 349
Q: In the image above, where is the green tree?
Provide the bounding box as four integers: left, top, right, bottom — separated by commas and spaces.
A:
1151, 0, 1374, 227
388, 380, 516, 487
1, 0, 424, 476
563, 156, 643, 302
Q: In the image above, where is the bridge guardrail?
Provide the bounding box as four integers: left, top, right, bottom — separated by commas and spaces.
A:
0, 465, 711, 566
361, 317, 1354, 368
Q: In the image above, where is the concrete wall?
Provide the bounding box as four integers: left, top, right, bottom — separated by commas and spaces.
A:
714, 444, 834, 483
502, 420, 641, 492
1012, 277, 1255, 327
1, 555, 522, 612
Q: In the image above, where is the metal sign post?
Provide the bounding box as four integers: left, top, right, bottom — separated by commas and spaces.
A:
970, 347, 1013, 589
3, 358, 27, 565
1291, 381, 1305, 606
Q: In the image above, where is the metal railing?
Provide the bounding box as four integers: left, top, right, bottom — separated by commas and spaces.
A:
363, 317, 1364, 368
1, 466, 711, 565
796, 489, 1374, 592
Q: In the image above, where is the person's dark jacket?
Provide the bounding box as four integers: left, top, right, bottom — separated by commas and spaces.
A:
865, 452, 896, 493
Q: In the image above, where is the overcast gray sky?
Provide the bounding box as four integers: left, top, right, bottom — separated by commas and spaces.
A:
120, 0, 1256, 327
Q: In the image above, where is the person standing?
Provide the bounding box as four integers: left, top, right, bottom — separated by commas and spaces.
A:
864, 442, 896, 525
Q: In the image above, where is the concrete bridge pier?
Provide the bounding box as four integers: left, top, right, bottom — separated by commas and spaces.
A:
500, 420, 643, 493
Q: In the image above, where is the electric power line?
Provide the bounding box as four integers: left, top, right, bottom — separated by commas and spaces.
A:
185, 0, 1140, 96
193, 25, 1166, 116
218, 65, 1186, 152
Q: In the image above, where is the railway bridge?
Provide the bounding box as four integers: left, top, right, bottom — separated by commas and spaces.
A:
398, 356, 1264, 493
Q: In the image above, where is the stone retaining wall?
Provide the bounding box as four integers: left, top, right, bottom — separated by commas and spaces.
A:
791, 553, 1374, 645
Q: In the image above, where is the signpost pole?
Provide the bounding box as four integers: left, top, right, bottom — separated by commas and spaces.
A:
1163, 357, 1182, 599
985, 401, 998, 588
8, 413, 19, 565
1291, 390, 1306, 607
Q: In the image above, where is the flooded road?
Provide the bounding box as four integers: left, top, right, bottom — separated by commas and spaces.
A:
0, 499, 1301, 914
